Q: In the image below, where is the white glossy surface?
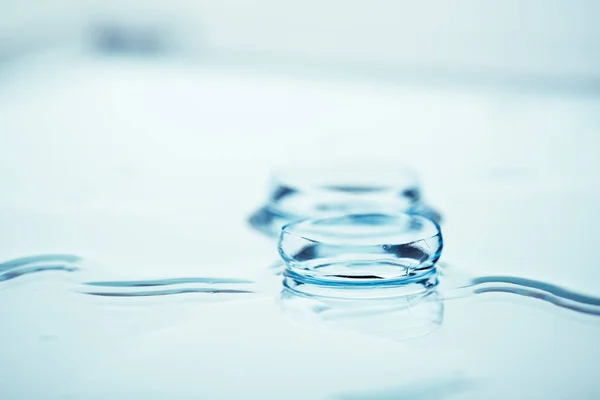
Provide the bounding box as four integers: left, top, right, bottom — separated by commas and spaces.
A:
0, 52, 599, 398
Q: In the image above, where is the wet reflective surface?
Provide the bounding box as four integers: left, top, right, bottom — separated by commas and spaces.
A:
1, 53, 600, 398
279, 284, 444, 340
1, 253, 599, 399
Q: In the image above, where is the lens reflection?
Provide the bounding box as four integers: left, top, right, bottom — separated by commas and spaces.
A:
279, 283, 443, 341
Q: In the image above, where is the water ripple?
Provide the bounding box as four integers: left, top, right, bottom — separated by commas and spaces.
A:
0, 254, 83, 271
0, 254, 83, 283
79, 276, 257, 298
471, 276, 600, 307
441, 271, 600, 317
84, 276, 253, 287
0, 264, 80, 282
0, 254, 258, 300
82, 288, 255, 297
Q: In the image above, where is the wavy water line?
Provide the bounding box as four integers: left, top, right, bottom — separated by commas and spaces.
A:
6, 254, 598, 315
473, 285, 600, 316
0, 254, 83, 272
0, 254, 257, 299
443, 274, 600, 317
0, 254, 83, 283
81, 287, 255, 297
78, 276, 257, 298
0, 264, 80, 282
84, 276, 254, 287
470, 276, 600, 306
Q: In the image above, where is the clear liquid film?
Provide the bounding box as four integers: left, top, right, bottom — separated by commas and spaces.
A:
2, 253, 599, 324
2, 253, 600, 399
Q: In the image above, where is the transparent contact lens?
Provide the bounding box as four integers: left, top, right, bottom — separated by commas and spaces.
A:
278, 212, 443, 294
249, 162, 441, 237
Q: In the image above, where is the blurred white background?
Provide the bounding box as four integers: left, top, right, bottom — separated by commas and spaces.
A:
2, 0, 600, 82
